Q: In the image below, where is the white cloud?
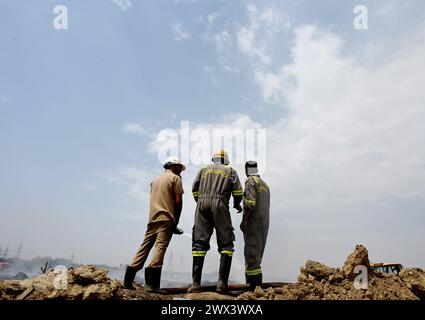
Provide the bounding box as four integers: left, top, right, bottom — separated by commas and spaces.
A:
237, 3, 291, 66
214, 30, 232, 53
238, 27, 270, 65
111, 0, 132, 11
209, 29, 239, 73
204, 3, 290, 74
249, 24, 425, 207
100, 167, 151, 213
251, 24, 425, 278
172, 22, 191, 42
207, 11, 221, 24
123, 123, 148, 135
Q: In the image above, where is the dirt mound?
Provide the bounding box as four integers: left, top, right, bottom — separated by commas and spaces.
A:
0, 265, 233, 300
238, 245, 424, 300
1, 246, 424, 300
342, 244, 371, 279
0, 265, 125, 300
399, 268, 425, 299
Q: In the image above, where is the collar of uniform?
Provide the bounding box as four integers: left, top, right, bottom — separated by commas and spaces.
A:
165, 169, 180, 177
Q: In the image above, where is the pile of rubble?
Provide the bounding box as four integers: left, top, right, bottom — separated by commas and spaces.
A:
0, 245, 424, 300
238, 245, 425, 300
0, 265, 159, 300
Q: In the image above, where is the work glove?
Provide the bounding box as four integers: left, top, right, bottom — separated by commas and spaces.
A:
240, 222, 247, 233
173, 226, 184, 235
240, 208, 248, 233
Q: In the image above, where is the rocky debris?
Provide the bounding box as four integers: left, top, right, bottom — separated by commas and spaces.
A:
0, 264, 194, 301
69, 265, 108, 285
342, 245, 370, 280
1, 245, 424, 300
238, 245, 424, 300
0, 265, 134, 300
17, 286, 34, 300
0, 281, 24, 298
399, 268, 425, 299
300, 260, 338, 281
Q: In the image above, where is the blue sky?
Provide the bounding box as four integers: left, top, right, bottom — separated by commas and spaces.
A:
1, 0, 425, 281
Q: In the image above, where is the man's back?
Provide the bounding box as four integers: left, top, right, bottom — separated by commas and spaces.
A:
149, 169, 184, 224
247, 175, 270, 214
193, 163, 242, 204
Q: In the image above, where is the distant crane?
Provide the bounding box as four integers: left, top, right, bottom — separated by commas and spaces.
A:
3, 245, 9, 259
15, 241, 23, 259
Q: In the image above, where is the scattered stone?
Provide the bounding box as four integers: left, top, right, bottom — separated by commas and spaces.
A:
70, 265, 109, 285
301, 260, 337, 280
16, 286, 34, 300
1, 245, 424, 300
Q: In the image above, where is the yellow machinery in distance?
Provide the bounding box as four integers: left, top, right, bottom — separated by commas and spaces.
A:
370, 262, 403, 275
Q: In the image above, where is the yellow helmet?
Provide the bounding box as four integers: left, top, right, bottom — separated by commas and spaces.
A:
212, 150, 229, 165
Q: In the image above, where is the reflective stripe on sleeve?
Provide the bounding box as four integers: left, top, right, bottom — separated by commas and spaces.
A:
252, 176, 260, 184
232, 189, 244, 196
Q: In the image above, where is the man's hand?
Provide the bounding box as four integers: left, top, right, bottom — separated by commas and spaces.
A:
239, 221, 248, 233
240, 220, 248, 233
173, 226, 184, 235
240, 208, 248, 233
234, 204, 242, 213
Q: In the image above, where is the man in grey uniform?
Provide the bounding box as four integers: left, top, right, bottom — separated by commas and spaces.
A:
240, 160, 270, 291
188, 150, 243, 294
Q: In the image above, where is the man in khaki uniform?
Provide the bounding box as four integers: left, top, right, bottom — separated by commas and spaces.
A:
188, 150, 243, 294
240, 161, 270, 291
124, 157, 185, 293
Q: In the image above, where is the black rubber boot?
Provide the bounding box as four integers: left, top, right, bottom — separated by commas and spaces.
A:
123, 266, 137, 290
216, 254, 232, 294
188, 256, 205, 293
246, 273, 262, 292
144, 267, 167, 294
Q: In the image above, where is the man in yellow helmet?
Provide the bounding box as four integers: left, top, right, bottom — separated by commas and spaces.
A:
240, 160, 270, 291
188, 150, 243, 294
